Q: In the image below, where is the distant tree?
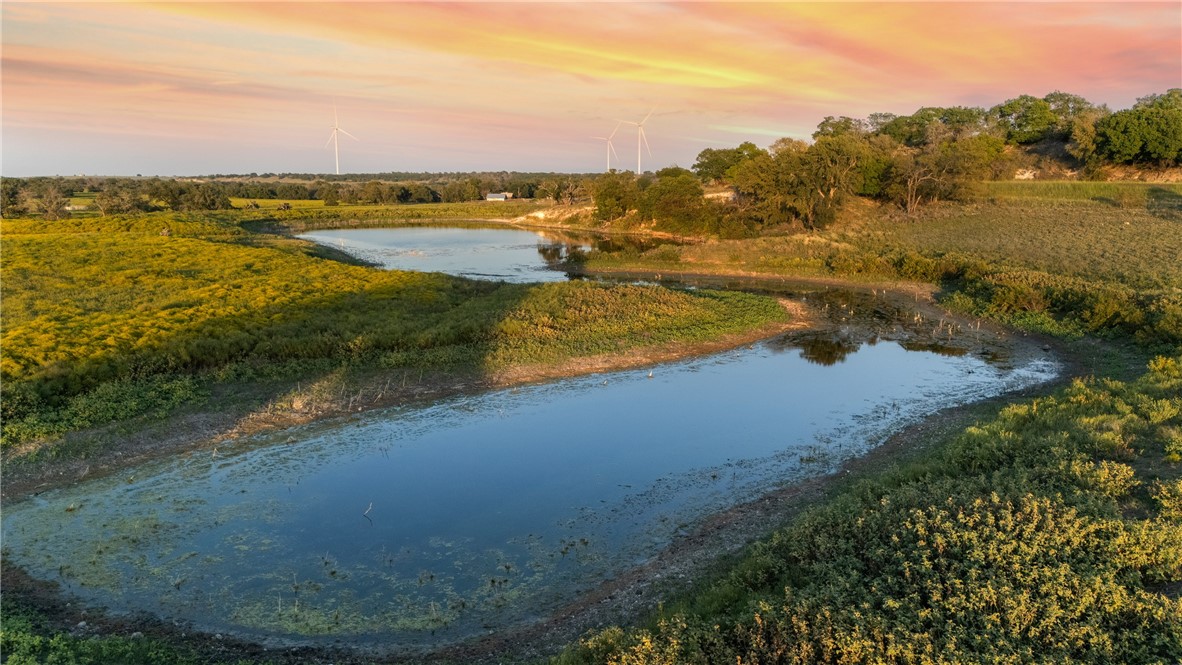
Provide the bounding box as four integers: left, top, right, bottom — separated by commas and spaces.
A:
692, 142, 762, 183
1096, 102, 1182, 166
878, 108, 944, 147
1065, 107, 1109, 164
318, 181, 341, 206
179, 183, 232, 211
638, 172, 705, 229
812, 115, 868, 139
591, 171, 639, 222
36, 187, 71, 220
795, 135, 867, 228
1, 179, 26, 217
990, 95, 1057, 144
147, 179, 186, 210
1134, 88, 1182, 111
1042, 91, 1098, 137
94, 185, 147, 216
866, 112, 898, 133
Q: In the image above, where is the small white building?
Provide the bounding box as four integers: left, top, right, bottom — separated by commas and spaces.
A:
485, 192, 514, 201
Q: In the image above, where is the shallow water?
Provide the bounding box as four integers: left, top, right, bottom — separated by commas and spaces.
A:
297, 226, 604, 282
1, 337, 1058, 647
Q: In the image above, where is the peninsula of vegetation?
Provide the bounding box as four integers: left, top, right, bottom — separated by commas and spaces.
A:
2, 90, 1181, 664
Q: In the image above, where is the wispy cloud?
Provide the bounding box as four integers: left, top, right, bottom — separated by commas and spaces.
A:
3, 2, 1178, 175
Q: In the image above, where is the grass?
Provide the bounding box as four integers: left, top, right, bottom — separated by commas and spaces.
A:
238, 199, 546, 232
981, 180, 1182, 207
581, 193, 1182, 348
0, 213, 787, 453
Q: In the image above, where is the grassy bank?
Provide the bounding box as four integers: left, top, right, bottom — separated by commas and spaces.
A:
0, 213, 786, 457
581, 196, 1182, 347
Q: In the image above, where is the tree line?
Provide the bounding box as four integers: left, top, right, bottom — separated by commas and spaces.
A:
588, 89, 1182, 235
0, 172, 574, 219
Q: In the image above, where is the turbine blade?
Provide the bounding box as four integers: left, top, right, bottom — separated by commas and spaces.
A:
325, 130, 336, 148
640, 109, 654, 125
608, 120, 622, 140
339, 128, 359, 141
641, 127, 652, 156
609, 141, 619, 160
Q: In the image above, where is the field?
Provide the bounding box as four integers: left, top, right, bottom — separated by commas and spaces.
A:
3, 184, 1181, 664
0, 212, 786, 455
583, 189, 1182, 346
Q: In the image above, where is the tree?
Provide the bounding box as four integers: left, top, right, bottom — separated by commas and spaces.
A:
990, 95, 1057, 144
1065, 108, 1109, 163
590, 172, 638, 222
1, 179, 26, 217
812, 116, 868, 139
692, 142, 763, 183
1043, 91, 1098, 137
179, 183, 232, 211
1134, 88, 1182, 111
94, 185, 147, 216
638, 173, 705, 230
795, 135, 867, 228
318, 181, 341, 206
1096, 103, 1182, 166
35, 187, 70, 220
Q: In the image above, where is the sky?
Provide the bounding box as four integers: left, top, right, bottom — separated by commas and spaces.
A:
2, 2, 1180, 177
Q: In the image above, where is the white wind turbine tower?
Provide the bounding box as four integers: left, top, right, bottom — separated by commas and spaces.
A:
619, 110, 653, 174
591, 122, 622, 172
325, 107, 358, 175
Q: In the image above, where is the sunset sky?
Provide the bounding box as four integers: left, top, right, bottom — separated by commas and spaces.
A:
3, 2, 1179, 177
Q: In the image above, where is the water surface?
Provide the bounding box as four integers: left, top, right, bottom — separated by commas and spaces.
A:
1, 337, 1058, 647
298, 226, 612, 282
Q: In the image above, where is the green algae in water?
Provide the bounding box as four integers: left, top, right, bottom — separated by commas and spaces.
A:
1, 337, 1058, 647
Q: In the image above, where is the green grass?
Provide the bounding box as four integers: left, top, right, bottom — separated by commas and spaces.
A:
556, 355, 1182, 665
239, 199, 546, 232
981, 180, 1182, 207
0, 213, 786, 451
582, 194, 1182, 347
863, 200, 1182, 291
0, 602, 260, 665
228, 197, 325, 209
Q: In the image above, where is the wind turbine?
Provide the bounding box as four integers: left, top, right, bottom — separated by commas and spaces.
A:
325, 106, 357, 175
619, 110, 653, 174
591, 122, 621, 172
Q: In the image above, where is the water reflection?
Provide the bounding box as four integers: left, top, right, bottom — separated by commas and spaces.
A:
298, 225, 665, 283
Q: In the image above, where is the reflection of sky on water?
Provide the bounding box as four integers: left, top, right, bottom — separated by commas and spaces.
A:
2, 338, 1059, 647
298, 227, 589, 282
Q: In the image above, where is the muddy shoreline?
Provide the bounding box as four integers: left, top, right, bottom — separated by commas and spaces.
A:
1, 277, 1085, 664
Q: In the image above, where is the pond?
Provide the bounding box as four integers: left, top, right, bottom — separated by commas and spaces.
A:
297, 225, 650, 283
1, 330, 1058, 649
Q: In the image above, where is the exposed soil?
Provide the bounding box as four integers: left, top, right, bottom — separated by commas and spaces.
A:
1, 279, 1112, 664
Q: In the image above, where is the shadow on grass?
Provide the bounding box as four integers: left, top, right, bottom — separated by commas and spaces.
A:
1147, 186, 1182, 222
